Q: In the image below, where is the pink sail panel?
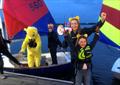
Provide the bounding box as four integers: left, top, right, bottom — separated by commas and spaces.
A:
3, 0, 48, 39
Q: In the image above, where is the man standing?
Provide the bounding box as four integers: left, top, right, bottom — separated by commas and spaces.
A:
48, 23, 62, 64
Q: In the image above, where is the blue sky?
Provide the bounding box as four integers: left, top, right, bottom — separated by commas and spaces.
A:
44, 0, 103, 23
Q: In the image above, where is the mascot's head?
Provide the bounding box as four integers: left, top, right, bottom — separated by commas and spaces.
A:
24, 26, 38, 40
24, 26, 38, 48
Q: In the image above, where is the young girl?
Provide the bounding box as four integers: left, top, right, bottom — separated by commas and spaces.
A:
74, 32, 99, 85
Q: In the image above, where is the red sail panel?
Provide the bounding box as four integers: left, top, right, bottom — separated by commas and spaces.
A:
101, 4, 120, 30
3, 0, 48, 39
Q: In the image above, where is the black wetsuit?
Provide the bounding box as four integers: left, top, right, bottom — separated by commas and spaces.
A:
0, 30, 21, 74
48, 31, 62, 64
74, 33, 99, 85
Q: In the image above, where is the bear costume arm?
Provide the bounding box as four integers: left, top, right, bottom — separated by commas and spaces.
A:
20, 36, 29, 53
36, 34, 41, 50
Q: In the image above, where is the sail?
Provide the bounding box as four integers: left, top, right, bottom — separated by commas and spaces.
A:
3, 0, 55, 39
99, 0, 120, 49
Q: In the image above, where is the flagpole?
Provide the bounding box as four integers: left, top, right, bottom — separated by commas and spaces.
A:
0, 0, 11, 52
0, 0, 4, 37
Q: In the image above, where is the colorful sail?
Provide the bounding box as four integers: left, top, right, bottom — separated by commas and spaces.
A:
3, 0, 55, 39
99, 0, 120, 49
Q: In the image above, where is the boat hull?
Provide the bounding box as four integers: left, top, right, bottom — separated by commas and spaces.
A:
4, 63, 74, 80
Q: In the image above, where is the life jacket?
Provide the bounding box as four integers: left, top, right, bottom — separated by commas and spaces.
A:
78, 45, 92, 60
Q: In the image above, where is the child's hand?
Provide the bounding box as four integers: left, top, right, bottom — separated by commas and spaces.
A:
82, 63, 87, 70
76, 34, 81, 39
19, 51, 24, 56
101, 12, 107, 22
64, 30, 69, 36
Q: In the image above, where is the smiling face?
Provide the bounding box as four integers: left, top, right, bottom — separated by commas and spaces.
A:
70, 19, 79, 31
101, 12, 107, 21
78, 37, 87, 48
48, 23, 54, 32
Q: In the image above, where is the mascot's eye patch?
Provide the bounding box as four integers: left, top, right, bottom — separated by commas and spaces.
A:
32, 33, 35, 37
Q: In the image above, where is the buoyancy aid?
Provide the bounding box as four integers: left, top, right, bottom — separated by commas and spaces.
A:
78, 45, 92, 60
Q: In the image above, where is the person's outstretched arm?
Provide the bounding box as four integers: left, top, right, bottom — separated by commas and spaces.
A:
90, 32, 100, 50
81, 12, 106, 36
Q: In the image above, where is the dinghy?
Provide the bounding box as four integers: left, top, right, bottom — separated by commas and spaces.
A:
3, 52, 74, 80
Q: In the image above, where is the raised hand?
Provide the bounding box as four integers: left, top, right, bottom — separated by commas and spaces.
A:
101, 12, 107, 22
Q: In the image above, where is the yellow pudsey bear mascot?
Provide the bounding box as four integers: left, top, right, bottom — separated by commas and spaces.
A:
20, 26, 41, 67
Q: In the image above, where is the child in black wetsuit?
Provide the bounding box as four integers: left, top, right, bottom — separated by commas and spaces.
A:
74, 32, 99, 85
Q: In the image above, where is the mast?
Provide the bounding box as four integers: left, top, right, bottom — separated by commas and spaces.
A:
0, 0, 4, 37
0, 0, 11, 52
